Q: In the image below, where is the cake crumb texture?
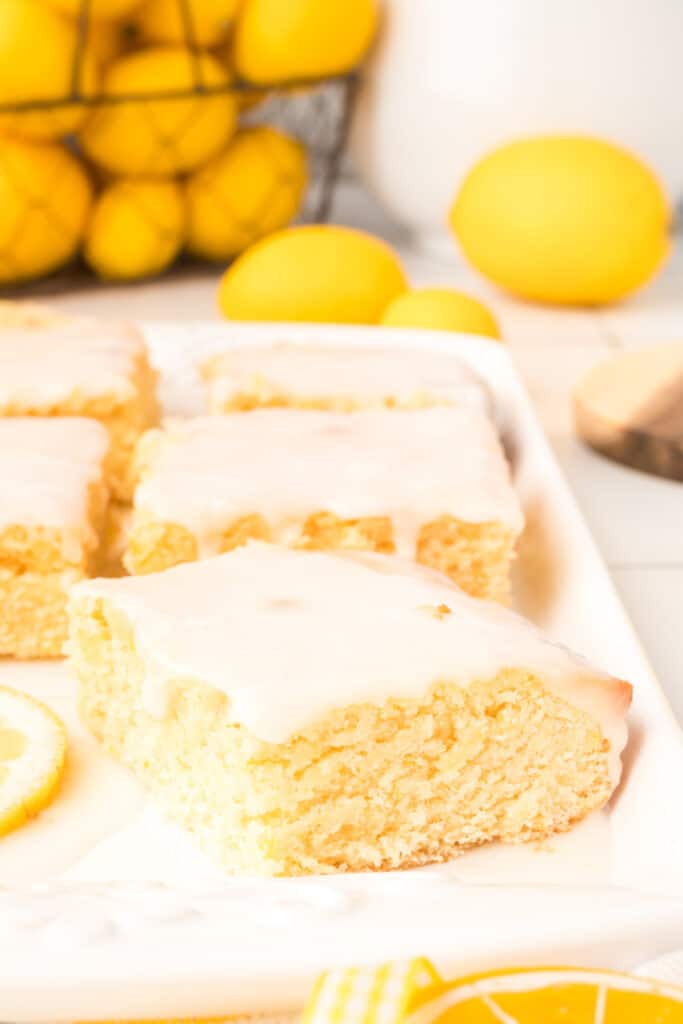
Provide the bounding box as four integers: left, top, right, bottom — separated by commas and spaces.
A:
70, 592, 618, 876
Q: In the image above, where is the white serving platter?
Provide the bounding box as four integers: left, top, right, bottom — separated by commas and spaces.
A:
1, 323, 682, 1022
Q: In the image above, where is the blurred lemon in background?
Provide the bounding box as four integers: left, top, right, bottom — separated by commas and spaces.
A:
80, 47, 237, 176
48, 0, 142, 17
381, 287, 501, 339
0, 138, 92, 284
137, 0, 239, 48
84, 18, 135, 70
0, 0, 98, 140
214, 45, 269, 111
84, 178, 185, 280
233, 0, 379, 84
450, 135, 670, 306
218, 225, 407, 322
186, 126, 307, 261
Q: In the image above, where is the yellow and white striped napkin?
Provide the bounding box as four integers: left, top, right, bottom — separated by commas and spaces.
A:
302, 958, 440, 1024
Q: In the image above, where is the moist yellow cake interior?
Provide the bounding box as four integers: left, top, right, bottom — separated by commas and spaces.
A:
68, 547, 630, 877
0, 418, 111, 658
71, 599, 614, 875
124, 410, 522, 603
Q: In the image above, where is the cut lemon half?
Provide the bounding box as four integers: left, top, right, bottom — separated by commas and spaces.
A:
0, 686, 67, 837
407, 966, 683, 1023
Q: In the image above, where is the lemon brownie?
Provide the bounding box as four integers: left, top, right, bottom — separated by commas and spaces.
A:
0, 313, 159, 500
69, 544, 631, 876
125, 406, 523, 601
200, 342, 489, 413
0, 417, 111, 658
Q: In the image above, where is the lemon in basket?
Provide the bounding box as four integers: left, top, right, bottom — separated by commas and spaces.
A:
47, 0, 143, 19
84, 18, 136, 70
137, 0, 240, 47
80, 47, 238, 177
218, 224, 407, 323
85, 178, 186, 280
381, 287, 501, 340
406, 966, 683, 1022
450, 135, 670, 306
0, 0, 98, 140
233, 0, 379, 84
0, 686, 67, 837
186, 126, 307, 261
0, 138, 92, 285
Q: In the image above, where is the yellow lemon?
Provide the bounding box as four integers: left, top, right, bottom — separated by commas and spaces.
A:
186, 126, 307, 262
0, 686, 67, 837
85, 178, 185, 280
0, 0, 98, 140
83, 18, 136, 70
214, 44, 269, 111
47, 0, 143, 19
218, 225, 407, 323
450, 135, 670, 307
406, 966, 683, 1023
233, 0, 379, 85
0, 138, 92, 284
80, 47, 238, 176
381, 287, 500, 340
137, 0, 239, 47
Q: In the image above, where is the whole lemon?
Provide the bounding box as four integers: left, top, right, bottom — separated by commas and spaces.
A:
47, 0, 142, 18
233, 0, 379, 84
80, 47, 238, 176
84, 179, 185, 280
137, 0, 239, 47
450, 136, 670, 306
218, 225, 407, 323
0, 0, 98, 140
186, 127, 307, 262
0, 139, 92, 284
381, 288, 500, 340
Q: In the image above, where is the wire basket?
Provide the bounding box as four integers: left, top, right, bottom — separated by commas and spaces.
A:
0, 0, 358, 294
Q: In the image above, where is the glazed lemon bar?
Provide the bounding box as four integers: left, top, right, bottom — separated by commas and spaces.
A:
200, 342, 489, 413
0, 417, 111, 658
0, 311, 159, 501
125, 406, 523, 602
68, 544, 631, 876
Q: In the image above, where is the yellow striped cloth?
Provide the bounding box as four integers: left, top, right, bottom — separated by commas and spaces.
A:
302, 958, 441, 1024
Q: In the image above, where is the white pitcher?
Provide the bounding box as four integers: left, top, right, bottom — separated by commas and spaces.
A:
351, 0, 683, 246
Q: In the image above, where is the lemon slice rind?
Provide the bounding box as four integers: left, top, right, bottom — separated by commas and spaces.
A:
0, 685, 67, 837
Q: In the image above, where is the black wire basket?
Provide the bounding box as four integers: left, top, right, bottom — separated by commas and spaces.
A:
0, 0, 358, 294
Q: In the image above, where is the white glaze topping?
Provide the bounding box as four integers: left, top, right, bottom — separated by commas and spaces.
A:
0, 417, 109, 557
134, 408, 523, 556
74, 544, 629, 783
201, 343, 490, 411
0, 318, 145, 407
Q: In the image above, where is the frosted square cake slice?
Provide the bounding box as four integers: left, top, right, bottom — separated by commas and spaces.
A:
200, 342, 489, 413
0, 311, 159, 501
0, 417, 111, 657
68, 544, 631, 876
125, 406, 523, 602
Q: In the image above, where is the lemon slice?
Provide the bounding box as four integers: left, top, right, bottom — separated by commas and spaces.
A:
0, 686, 67, 837
406, 966, 683, 1023
303, 958, 440, 1024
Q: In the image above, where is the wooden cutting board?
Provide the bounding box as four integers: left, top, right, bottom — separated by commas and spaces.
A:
573, 343, 683, 481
